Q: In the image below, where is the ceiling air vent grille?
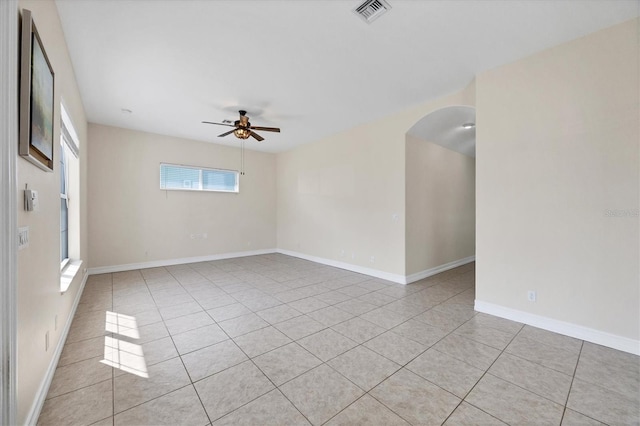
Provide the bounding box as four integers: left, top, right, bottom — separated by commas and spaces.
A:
353, 0, 391, 24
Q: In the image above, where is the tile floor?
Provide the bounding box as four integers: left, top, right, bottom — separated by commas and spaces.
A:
38, 254, 640, 425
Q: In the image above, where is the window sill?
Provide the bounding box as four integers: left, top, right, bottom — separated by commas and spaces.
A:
60, 259, 83, 294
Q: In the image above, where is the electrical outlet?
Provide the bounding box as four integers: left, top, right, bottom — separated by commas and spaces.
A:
370, 256, 375, 263
247, 241, 252, 247
339, 249, 345, 257
527, 290, 537, 302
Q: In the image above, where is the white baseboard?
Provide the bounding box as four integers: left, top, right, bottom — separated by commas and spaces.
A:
87, 249, 277, 275
88, 249, 475, 286
25, 271, 89, 425
475, 300, 640, 356
276, 249, 407, 284
405, 256, 476, 284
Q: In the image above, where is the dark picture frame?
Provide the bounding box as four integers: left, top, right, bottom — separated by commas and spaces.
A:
19, 9, 55, 171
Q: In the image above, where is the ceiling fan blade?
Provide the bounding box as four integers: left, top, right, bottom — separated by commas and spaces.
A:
218, 129, 236, 137
250, 126, 280, 132
249, 131, 264, 142
202, 121, 236, 128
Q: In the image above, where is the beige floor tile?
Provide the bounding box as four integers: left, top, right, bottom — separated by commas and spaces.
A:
114, 385, 209, 426
337, 285, 372, 298
66, 314, 110, 344
489, 352, 573, 404
454, 322, 515, 350
275, 315, 326, 340
518, 325, 582, 354
256, 304, 303, 324
182, 339, 248, 381
113, 356, 191, 413
158, 300, 203, 321
575, 342, 640, 398
406, 349, 484, 398
314, 290, 353, 305
164, 311, 215, 335
413, 308, 470, 332
233, 326, 292, 358
153, 292, 196, 308
88, 416, 113, 426
306, 306, 354, 327
280, 364, 364, 425
364, 331, 426, 365
391, 319, 447, 347
207, 303, 252, 322
356, 292, 397, 307
328, 346, 400, 391
253, 342, 322, 385
561, 409, 605, 426
370, 368, 460, 425
172, 324, 229, 355
242, 295, 282, 311
567, 378, 640, 425
466, 374, 564, 425
138, 336, 179, 366
218, 313, 270, 338
505, 335, 579, 375
198, 294, 238, 310
212, 389, 310, 426
195, 361, 274, 422
360, 308, 410, 329
47, 356, 113, 399
133, 321, 170, 344
382, 299, 429, 316
58, 336, 107, 367
331, 317, 386, 344
298, 328, 358, 362
287, 297, 329, 314
443, 402, 506, 425
38, 380, 113, 426
465, 313, 523, 335
433, 334, 501, 370
325, 394, 409, 426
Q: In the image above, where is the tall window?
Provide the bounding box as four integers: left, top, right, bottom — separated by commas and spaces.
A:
60, 139, 68, 264
60, 103, 79, 269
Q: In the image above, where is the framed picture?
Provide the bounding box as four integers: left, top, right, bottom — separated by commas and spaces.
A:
19, 9, 55, 172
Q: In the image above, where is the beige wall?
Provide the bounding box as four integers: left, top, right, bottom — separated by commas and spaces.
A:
276, 85, 475, 277
476, 18, 639, 341
405, 134, 476, 276
88, 124, 277, 268
16, 0, 89, 423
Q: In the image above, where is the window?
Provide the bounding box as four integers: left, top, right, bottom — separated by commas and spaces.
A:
60, 102, 80, 291
160, 163, 239, 193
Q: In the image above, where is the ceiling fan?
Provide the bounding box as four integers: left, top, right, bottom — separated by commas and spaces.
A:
202, 110, 280, 142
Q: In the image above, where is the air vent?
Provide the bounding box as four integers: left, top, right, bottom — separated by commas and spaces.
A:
353, 0, 391, 24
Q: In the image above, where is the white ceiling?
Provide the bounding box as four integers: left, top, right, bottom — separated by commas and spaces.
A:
55, 0, 639, 153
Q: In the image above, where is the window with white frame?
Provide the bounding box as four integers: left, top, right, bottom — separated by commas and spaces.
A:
160, 163, 239, 193
60, 103, 79, 284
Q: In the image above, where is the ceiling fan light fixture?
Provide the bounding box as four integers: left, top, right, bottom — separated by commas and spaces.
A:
234, 128, 251, 139
462, 123, 476, 129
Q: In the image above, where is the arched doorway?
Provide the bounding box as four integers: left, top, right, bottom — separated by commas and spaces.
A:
405, 106, 476, 280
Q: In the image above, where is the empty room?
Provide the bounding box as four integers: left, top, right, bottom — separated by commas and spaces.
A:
0, 0, 638, 425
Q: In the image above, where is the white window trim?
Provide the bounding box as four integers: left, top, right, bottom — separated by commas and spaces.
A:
59, 102, 81, 293
1, 1, 19, 423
